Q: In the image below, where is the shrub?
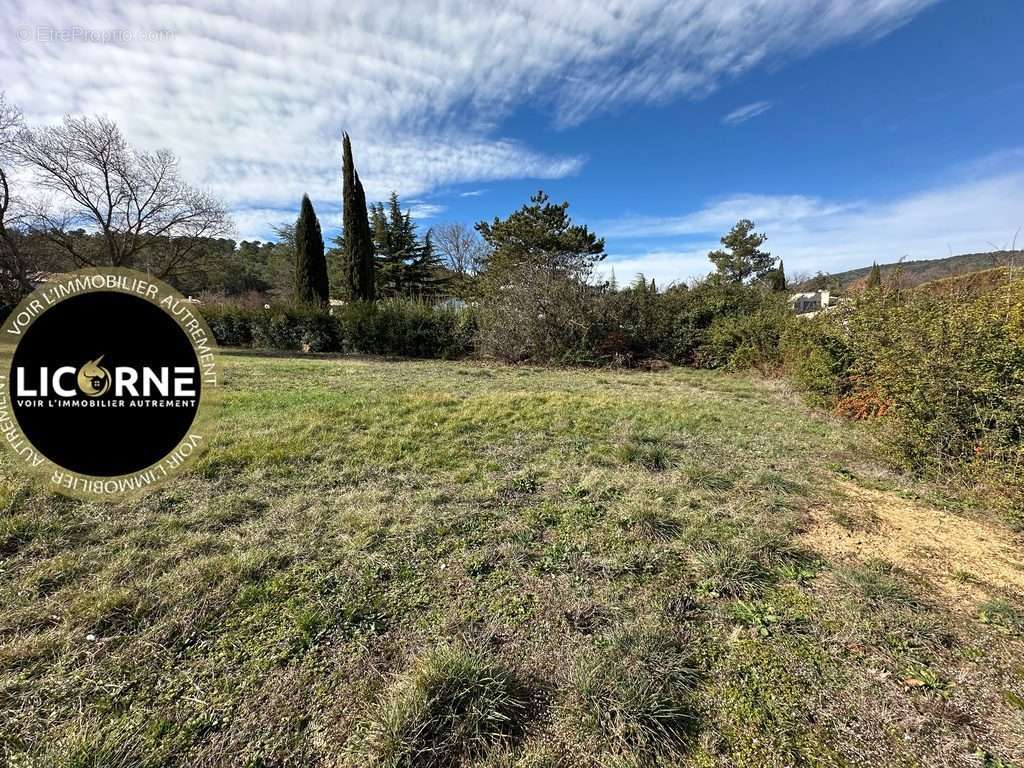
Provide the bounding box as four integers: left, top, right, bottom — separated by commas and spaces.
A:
337, 299, 476, 358
663, 282, 782, 368
349, 645, 529, 767
251, 306, 342, 352
476, 269, 594, 364
840, 285, 1024, 507
780, 312, 854, 405
587, 280, 787, 369
785, 278, 1024, 510
201, 299, 474, 358
201, 303, 257, 348
700, 301, 789, 372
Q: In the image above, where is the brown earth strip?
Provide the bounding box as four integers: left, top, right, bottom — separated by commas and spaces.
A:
800, 480, 1024, 604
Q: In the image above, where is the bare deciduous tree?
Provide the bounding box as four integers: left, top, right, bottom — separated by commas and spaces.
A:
14, 114, 232, 279
0, 93, 37, 301
433, 221, 487, 297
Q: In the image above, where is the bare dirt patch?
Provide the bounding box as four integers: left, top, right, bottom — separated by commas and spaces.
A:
800, 480, 1024, 603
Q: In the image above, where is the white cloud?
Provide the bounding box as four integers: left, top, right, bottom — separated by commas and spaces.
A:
230, 207, 305, 242
598, 249, 713, 288
459, 190, 487, 198
406, 202, 446, 221
601, 166, 1024, 285
3, 0, 936, 238
723, 101, 773, 126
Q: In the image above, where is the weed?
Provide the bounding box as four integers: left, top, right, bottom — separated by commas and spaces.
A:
978, 599, 1023, 634
627, 506, 684, 541
903, 665, 953, 698
730, 600, 783, 637
1001, 689, 1024, 713
838, 560, 922, 608
682, 465, 735, 491
691, 529, 794, 597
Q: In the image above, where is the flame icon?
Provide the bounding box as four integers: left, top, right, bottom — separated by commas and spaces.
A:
77, 356, 111, 397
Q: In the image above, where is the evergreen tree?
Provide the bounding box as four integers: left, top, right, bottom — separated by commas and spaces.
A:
382, 192, 417, 296
370, 192, 450, 299
865, 261, 882, 290
474, 191, 605, 361
708, 219, 774, 284
293, 194, 328, 305
404, 229, 449, 299
476, 190, 605, 284
370, 201, 401, 296
341, 133, 375, 301
768, 259, 787, 291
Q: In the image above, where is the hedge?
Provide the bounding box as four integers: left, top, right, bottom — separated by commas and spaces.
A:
201, 299, 475, 359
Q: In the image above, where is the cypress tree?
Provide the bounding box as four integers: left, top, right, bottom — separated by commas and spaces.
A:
866, 261, 882, 290
342, 133, 375, 301
769, 260, 787, 291
293, 194, 328, 305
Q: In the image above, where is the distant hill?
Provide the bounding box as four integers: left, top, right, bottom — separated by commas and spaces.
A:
914, 266, 1020, 297
800, 250, 1023, 292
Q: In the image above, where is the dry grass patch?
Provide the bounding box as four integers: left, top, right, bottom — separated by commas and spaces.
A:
799, 480, 1024, 604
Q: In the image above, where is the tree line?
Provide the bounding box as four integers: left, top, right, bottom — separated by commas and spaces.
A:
0, 93, 485, 307
0, 91, 793, 318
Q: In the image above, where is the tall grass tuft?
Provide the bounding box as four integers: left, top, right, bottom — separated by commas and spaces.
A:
568, 626, 699, 759
349, 644, 529, 767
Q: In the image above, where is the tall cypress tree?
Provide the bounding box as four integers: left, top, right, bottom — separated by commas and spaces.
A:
769, 259, 787, 291
342, 133, 375, 301
865, 261, 882, 290
293, 194, 328, 305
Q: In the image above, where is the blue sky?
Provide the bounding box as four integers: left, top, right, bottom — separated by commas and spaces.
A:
4, 0, 1023, 283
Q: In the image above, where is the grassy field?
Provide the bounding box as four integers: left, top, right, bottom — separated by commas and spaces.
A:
1, 353, 1022, 767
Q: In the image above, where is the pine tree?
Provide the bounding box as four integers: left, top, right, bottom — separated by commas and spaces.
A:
865, 261, 882, 290
477, 190, 605, 284
369, 192, 450, 300
341, 133, 375, 301
385, 192, 417, 296
293, 194, 328, 305
708, 219, 773, 284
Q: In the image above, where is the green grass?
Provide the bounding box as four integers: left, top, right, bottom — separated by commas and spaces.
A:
0, 352, 1022, 767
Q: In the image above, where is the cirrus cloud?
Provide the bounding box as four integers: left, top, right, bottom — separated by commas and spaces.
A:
723, 101, 773, 126
3, 0, 937, 238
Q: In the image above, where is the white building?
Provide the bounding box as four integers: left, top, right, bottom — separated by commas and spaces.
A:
788, 290, 839, 316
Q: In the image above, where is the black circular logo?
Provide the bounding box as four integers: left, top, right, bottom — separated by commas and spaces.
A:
1, 270, 219, 498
